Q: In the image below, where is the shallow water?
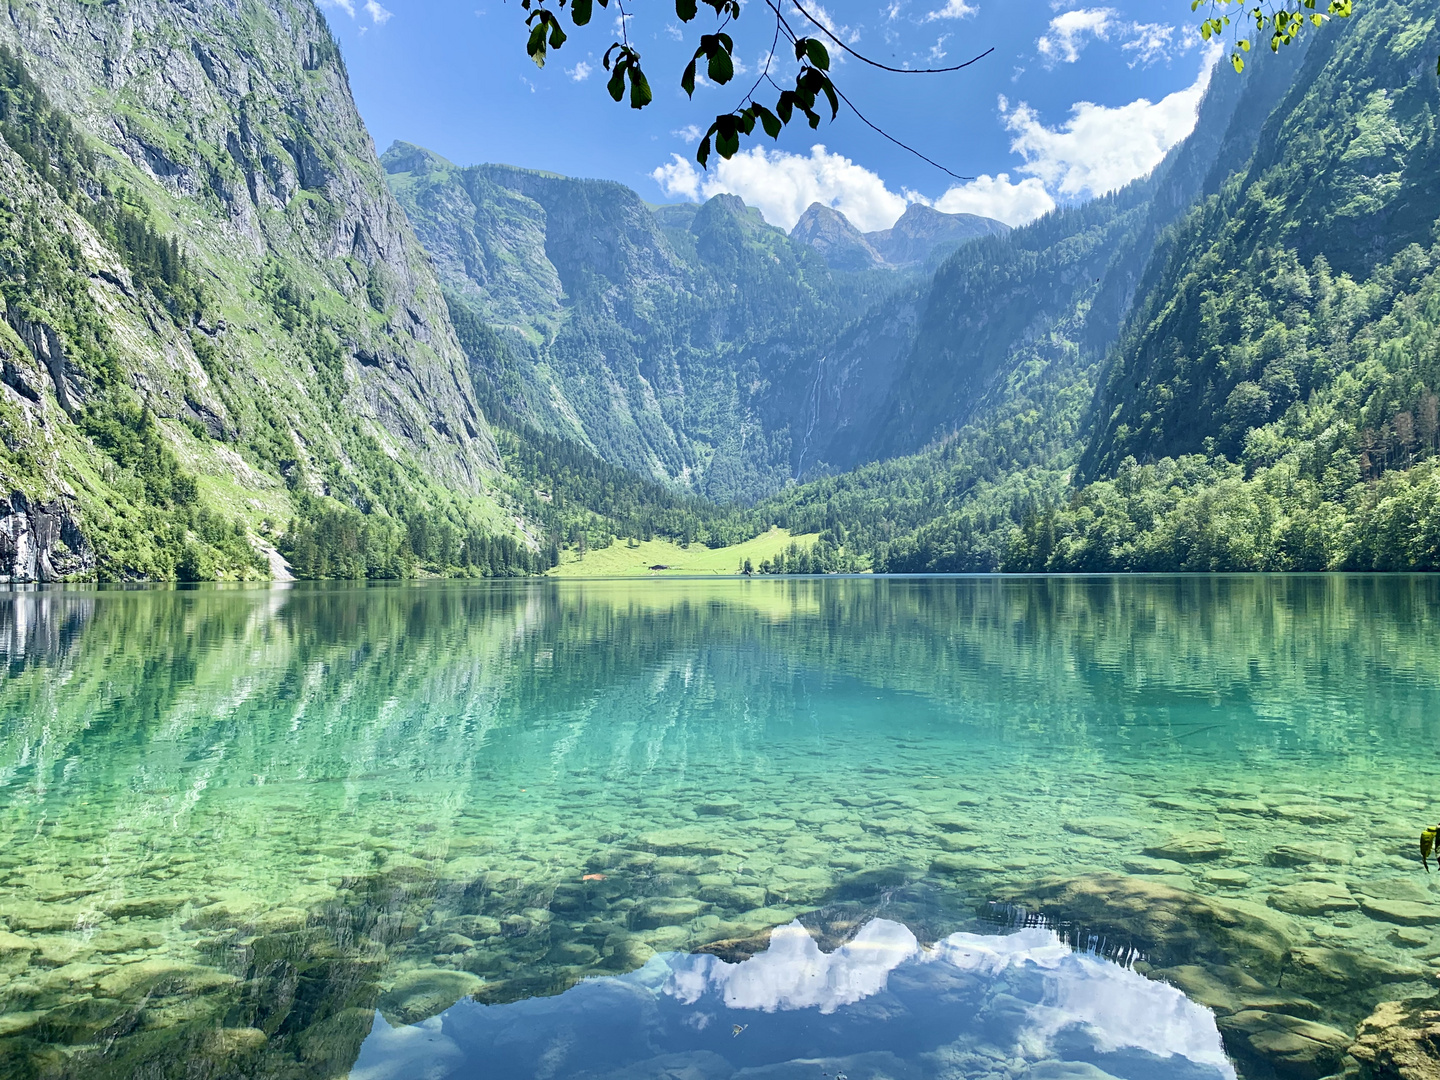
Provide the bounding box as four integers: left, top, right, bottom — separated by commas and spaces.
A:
1, 576, 1438, 1078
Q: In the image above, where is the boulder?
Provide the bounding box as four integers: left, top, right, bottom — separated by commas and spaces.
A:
1349, 998, 1440, 1079
1220, 1009, 1351, 1079
1359, 898, 1440, 927
1144, 831, 1230, 862
1268, 882, 1358, 916
1267, 842, 1356, 867
996, 873, 1296, 979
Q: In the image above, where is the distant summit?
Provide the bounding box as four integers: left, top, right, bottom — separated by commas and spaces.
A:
790, 202, 1009, 271
789, 204, 886, 271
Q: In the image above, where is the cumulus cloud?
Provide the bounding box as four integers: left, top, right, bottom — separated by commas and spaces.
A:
928, 173, 1056, 225
1003, 49, 1217, 198
673, 124, 703, 144
567, 60, 593, 81
925, 0, 976, 19
1039, 8, 1194, 66
651, 145, 909, 233
1122, 22, 1194, 66
1037, 7, 1115, 63
319, 0, 356, 16
364, 0, 392, 23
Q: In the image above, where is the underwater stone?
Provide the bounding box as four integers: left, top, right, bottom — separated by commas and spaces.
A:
631, 897, 707, 930
1266, 842, 1356, 867
1221, 1009, 1351, 1080
698, 884, 766, 909
638, 829, 728, 856
1063, 818, 1148, 841
1272, 804, 1353, 825
378, 969, 484, 1025
1358, 898, 1440, 927
1204, 869, 1253, 888
1349, 998, 1440, 1079
1144, 831, 1230, 862
1268, 882, 1358, 916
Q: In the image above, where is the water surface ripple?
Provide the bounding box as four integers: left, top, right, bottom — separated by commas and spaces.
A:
0, 576, 1436, 1078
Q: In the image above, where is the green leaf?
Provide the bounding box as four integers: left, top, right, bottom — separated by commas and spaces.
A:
755, 104, 781, 139
681, 59, 697, 97
628, 66, 653, 109
1231, 52, 1245, 72
804, 39, 831, 71
527, 22, 548, 66
717, 127, 739, 158
708, 45, 734, 84
607, 62, 626, 102
572, 0, 593, 25
675, 0, 698, 20
696, 134, 711, 168
548, 19, 567, 48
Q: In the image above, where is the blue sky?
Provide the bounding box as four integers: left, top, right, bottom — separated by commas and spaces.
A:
320, 0, 1218, 229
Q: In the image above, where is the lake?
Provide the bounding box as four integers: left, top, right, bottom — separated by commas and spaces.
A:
0, 576, 1437, 1079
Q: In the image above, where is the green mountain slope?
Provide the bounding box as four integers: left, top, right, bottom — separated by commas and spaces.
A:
0, 0, 522, 581
383, 144, 915, 502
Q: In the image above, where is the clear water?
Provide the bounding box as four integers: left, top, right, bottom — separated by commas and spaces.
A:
1, 576, 1438, 1079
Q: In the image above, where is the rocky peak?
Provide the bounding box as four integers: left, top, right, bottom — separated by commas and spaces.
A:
865, 204, 1010, 267
790, 201, 1008, 271
790, 203, 885, 272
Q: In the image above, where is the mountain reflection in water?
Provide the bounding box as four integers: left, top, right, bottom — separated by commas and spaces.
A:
350, 921, 1235, 1080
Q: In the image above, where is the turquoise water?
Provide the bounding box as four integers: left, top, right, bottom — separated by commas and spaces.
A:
1, 576, 1439, 1078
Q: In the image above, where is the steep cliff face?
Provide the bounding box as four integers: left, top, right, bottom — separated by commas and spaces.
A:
386, 144, 897, 502
1083, 4, 1440, 476
0, 0, 504, 580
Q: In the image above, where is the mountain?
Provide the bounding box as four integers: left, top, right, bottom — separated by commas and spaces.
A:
770, 2, 1440, 574
0, 0, 517, 582
789, 203, 885, 271
864, 204, 1010, 267
788, 201, 1009, 271
383, 145, 900, 502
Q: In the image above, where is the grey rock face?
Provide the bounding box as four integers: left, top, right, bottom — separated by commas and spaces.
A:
790, 203, 885, 271
0, 491, 92, 582
865, 203, 1010, 267
0, 0, 496, 493
789, 202, 1008, 271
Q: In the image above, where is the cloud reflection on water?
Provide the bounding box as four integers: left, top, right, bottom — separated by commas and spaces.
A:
352, 919, 1236, 1079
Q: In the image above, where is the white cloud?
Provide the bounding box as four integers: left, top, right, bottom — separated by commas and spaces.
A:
1037, 7, 1114, 63
652, 155, 703, 202
567, 60, 593, 81
320, 0, 356, 16
799, 3, 862, 44
928, 173, 1056, 225
925, 0, 976, 19
673, 124, 703, 144
1003, 48, 1217, 198
928, 34, 950, 62
364, 0, 392, 23
651, 145, 909, 233
1122, 22, 1195, 66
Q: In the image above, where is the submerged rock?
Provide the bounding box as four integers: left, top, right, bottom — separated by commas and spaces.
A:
1358, 898, 1440, 927
997, 873, 1296, 979
378, 969, 484, 1025
1349, 998, 1440, 1079
1143, 831, 1230, 863
1267, 842, 1356, 867
1268, 882, 1359, 916
1219, 1009, 1351, 1079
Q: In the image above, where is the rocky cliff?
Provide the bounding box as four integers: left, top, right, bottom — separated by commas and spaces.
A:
385, 144, 898, 501
0, 0, 505, 580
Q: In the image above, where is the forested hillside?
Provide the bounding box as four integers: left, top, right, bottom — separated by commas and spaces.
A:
751, 2, 1440, 574
384, 144, 911, 502
0, 0, 526, 581
1, 0, 1436, 582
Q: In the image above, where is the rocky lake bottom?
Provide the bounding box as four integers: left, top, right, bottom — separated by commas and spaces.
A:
0, 576, 1438, 1078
